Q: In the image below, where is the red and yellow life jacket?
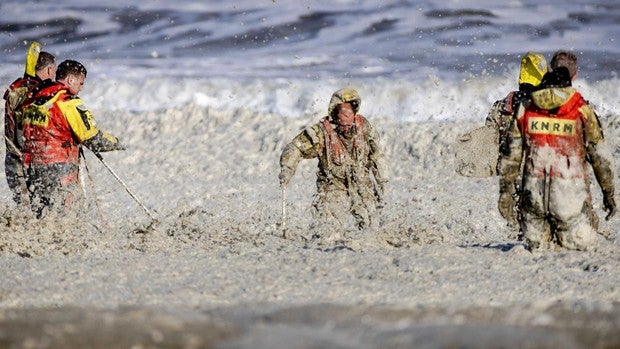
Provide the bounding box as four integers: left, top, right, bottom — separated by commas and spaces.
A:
21, 82, 80, 166
519, 91, 587, 177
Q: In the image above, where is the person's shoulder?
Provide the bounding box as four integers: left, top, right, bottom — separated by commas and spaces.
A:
306, 121, 323, 135
33, 80, 62, 96
299, 120, 326, 145
6, 75, 36, 92
356, 114, 372, 125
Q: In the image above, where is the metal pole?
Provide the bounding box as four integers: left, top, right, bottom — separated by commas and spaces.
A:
281, 187, 287, 238
92, 151, 157, 222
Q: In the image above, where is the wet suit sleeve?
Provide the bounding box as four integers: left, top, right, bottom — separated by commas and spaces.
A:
496, 105, 524, 227
58, 98, 125, 152
279, 124, 323, 187
484, 99, 504, 129
582, 104, 616, 218
364, 119, 387, 184
364, 118, 388, 205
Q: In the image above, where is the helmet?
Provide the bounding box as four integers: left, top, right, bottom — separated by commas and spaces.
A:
328, 87, 361, 118
519, 52, 548, 86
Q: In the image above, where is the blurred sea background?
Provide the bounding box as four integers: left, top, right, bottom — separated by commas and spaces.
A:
1, 0, 618, 121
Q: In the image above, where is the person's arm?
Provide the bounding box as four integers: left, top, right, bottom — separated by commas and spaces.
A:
58, 98, 124, 152
279, 124, 322, 187
364, 119, 388, 206
497, 106, 524, 227
582, 104, 616, 220
485, 92, 515, 129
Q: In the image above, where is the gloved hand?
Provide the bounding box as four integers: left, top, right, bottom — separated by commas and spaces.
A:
375, 183, 386, 209
114, 141, 126, 151
603, 191, 616, 220
498, 192, 518, 228
279, 168, 293, 188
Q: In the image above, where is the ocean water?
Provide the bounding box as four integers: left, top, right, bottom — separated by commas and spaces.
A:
1, 0, 618, 121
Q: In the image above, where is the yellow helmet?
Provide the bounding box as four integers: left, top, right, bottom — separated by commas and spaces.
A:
519, 52, 548, 86
328, 87, 361, 117
25, 41, 42, 77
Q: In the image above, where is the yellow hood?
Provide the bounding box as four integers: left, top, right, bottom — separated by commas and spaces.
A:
531, 87, 576, 110
519, 52, 548, 86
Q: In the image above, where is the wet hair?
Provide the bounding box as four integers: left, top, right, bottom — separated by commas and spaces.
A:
540, 66, 572, 88
550, 50, 577, 79
330, 102, 357, 119
34, 51, 55, 72
56, 60, 87, 80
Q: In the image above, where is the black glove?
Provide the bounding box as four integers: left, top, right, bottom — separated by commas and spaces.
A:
113, 141, 126, 151
603, 192, 616, 221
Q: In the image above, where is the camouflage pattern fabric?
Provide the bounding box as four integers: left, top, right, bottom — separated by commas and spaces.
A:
280, 88, 387, 234
499, 85, 615, 251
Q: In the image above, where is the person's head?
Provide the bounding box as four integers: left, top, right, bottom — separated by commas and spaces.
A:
35, 51, 56, 80
333, 102, 356, 132
550, 50, 578, 80
518, 52, 548, 91
56, 60, 87, 94
328, 88, 361, 132
539, 66, 572, 89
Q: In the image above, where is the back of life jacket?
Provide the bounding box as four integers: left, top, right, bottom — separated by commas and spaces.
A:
22, 83, 79, 166
519, 91, 587, 178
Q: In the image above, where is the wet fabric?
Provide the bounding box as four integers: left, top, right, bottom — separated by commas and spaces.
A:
20, 80, 123, 217
499, 85, 615, 250
3, 74, 42, 205
487, 53, 548, 230
518, 52, 548, 86
280, 113, 386, 233
486, 90, 532, 228
22, 81, 123, 167
26, 163, 82, 219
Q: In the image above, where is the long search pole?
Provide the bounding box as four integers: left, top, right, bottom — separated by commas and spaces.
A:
281, 187, 287, 238
92, 151, 157, 222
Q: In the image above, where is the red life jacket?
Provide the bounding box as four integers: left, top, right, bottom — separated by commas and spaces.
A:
321, 115, 366, 165
22, 82, 80, 166
519, 91, 587, 177
3, 75, 40, 146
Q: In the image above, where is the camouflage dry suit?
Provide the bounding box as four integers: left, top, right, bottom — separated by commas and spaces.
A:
3, 74, 41, 205
486, 88, 535, 229
487, 52, 548, 229
279, 88, 387, 231
499, 82, 615, 250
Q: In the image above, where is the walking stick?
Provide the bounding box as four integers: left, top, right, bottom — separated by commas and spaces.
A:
92, 151, 157, 222
281, 187, 288, 238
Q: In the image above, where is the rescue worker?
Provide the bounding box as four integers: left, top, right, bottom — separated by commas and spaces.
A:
279, 88, 387, 235
21, 60, 125, 218
3, 42, 56, 206
499, 51, 615, 251
486, 52, 548, 230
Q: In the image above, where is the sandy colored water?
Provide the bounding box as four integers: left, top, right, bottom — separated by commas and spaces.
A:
0, 105, 618, 348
